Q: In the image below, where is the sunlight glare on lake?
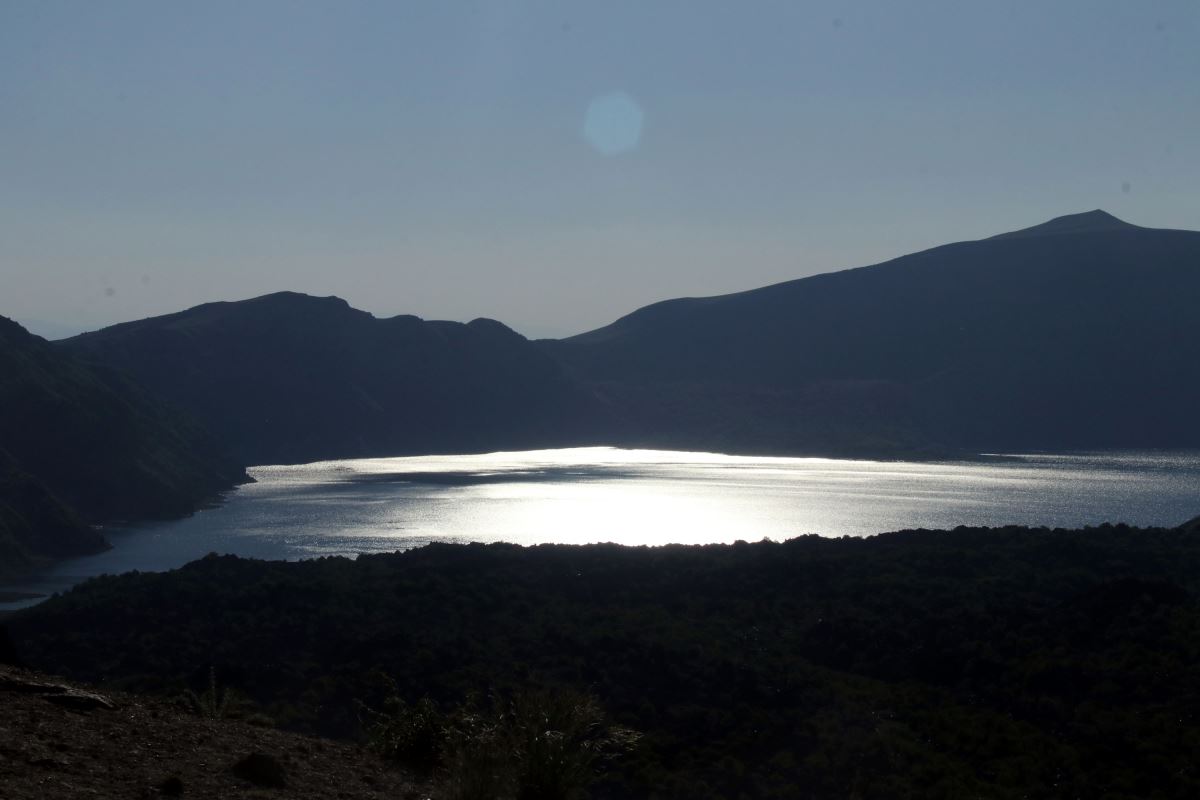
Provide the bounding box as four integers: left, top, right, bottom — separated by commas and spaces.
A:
4, 447, 1199, 609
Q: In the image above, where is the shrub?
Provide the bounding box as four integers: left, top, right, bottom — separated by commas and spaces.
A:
184, 666, 235, 720
360, 693, 447, 774
363, 686, 638, 800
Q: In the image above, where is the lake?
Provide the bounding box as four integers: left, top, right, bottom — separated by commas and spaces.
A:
3, 447, 1198, 609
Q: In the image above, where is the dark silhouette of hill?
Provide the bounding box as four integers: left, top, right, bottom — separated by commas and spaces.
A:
11, 523, 1200, 797
988, 208, 1138, 239
0, 461, 101, 580
545, 211, 1200, 453
62, 292, 608, 466
41, 211, 1200, 465
0, 316, 247, 577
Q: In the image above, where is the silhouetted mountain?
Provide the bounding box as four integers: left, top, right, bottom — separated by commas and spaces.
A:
545, 211, 1200, 454
0, 460, 101, 580
42, 212, 1200, 467
988, 208, 1137, 239
62, 292, 607, 466
0, 316, 247, 577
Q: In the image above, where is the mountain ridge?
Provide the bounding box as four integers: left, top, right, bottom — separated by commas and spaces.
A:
564, 210, 1174, 345
6, 210, 1197, 574
16, 208, 1199, 475
547, 210, 1200, 453
0, 316, 248, 578
989, 208, 1140, 239
62, 293, 611, 466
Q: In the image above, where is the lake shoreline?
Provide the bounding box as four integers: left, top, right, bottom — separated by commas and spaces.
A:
4, 446, 1197, 611
0, 591, 44, 603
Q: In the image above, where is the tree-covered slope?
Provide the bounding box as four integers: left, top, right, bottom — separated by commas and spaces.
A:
0, 316, 247, 576
62, 292, 610, 466
10, 524, 1200, 798
546, 211, 1200, 454
0, 462, 102, 580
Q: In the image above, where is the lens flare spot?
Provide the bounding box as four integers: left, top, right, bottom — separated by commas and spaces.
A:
583, 92, 644, 156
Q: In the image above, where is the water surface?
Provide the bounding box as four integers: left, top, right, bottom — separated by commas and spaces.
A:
3, 448, 1198, 609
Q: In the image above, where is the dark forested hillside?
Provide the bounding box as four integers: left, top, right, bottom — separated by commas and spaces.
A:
51, 212, 1200, 463
0, 316, 247, 577
546, 210, 1200, 454
0, 461, 101, 580
62, 292, 610, 466
10, 523, 1200, 798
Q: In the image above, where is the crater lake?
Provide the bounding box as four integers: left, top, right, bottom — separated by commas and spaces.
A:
3, 447, 1198, 609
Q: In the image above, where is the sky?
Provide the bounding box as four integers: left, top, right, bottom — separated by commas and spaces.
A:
2, 1, 1198, 340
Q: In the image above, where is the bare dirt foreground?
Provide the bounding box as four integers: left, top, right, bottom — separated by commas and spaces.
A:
0, 665, 429, 799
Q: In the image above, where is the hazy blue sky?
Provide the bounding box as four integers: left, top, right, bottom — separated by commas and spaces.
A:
2, 1, 1197, 338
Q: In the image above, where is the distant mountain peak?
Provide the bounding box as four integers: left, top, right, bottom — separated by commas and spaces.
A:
0, 314, 32, 342
229, 291, 352, 310
990, 209, 1138, 240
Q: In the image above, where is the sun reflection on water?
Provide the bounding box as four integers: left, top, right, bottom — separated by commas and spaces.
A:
2, 447, 1198, 607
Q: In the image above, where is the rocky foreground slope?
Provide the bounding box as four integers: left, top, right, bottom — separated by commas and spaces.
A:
0, 664, 427, 800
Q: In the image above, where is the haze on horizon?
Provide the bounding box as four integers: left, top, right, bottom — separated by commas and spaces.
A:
2, 1, 1198, 340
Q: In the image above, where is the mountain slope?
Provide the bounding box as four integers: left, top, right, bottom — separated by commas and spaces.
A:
0, 464, 103, 580
62, 292, 608, 466
546, 211, 1200, 453
0, 316, 248, 577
